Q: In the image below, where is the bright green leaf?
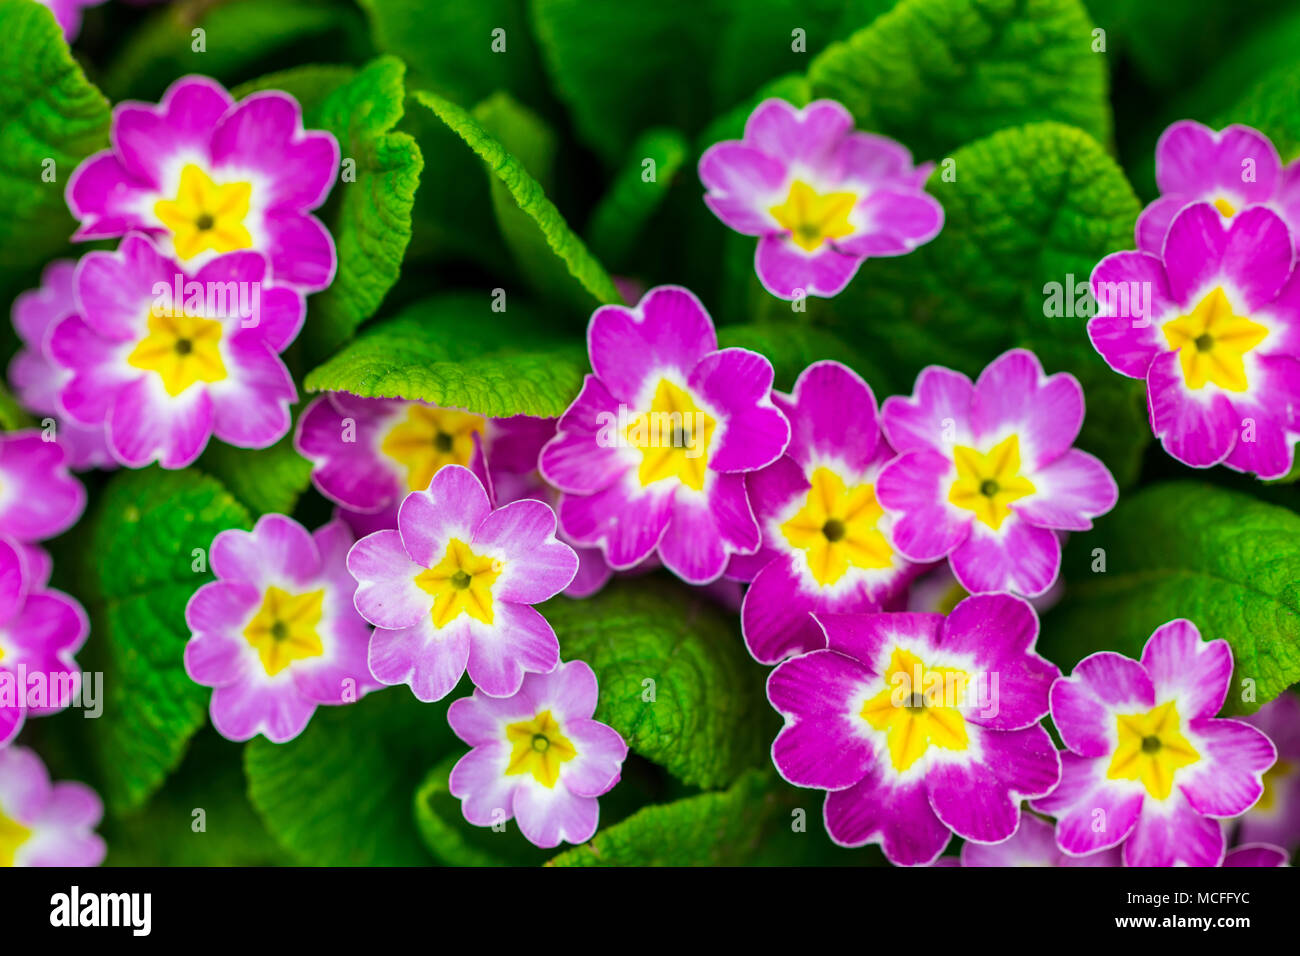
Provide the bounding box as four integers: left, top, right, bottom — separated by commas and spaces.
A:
1040, 482, 1300, 714
543, 579, 772, 789
411, 90, 622, 311
546, 768, 779, 866
413, 755, 553, 867
821, 122, 1147, 485
242, 57, 422, 361
808, 0, 1111, 159
304, 292, 587, 418
80, 469, 252, 812
0, 0, 109, 277
246, 687, 458, 866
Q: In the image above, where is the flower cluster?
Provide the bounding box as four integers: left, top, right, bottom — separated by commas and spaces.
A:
1089, 120, 1300, 478
9, 75, 339, 470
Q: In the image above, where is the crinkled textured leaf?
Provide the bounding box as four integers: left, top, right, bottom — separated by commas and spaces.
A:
250, 56, 422, 361
104, 731, 288, 866
585, 128, 689, 271
546, 768, 779, 866
197, 433, 313, 517
357, 0, 550, 112
304, 295, 588, 419
411, 91, 622, 311
413, 756, 553, 867
543, 579, 771, 789
81, 469, 252, 812
245, 687, 457, 866
1040, 482, 1300, 714
0, 0, 109, 274
808, 0, 1110, 159
102, 0, 370, 101
820, 122, 1147, 485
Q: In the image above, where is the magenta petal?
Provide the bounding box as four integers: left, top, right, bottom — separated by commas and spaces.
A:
1122, 792, 1224, 867
513, 782, 599, 848
742, 556, 831, 664
1139, 620, 1231, 719
1224, 844, 1289, 867
369, 616, 471, 702
448, 743, 516, 826
970, 349, 1084, 469
876, 450, 969, 562
781, 360, 882, 473
754, 234, 864, 300
562, 718, 628, 798
209, 679, 316, 743
538, 376, 630, 495
397, 466, 491, 567
210, 91, 339, 210
466, 602, 559, 698
472, 498, 577, 604
880, 365, 976, 455
1014, 449, 1118, 531
824, 771, 951, 865
689, 348, 788, 472
587, 286, 718, 401
1181, 718, 1276, 816
1146, 351, 1237, 468
557, 478, 672, 569
347, 529, 429, 629
107, 379, 214, 469
768, 650, 875, 790
1031, 753, 1143, 855
949, 518, 1060, 598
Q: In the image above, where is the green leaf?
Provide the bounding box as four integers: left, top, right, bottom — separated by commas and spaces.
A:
585, 129, 689, 271
808, 0, 1111, 159
413, 755, 554, 867
0, 380, 31, 431
357, 0, 550, 111
709, 0, 898, 108
0, 0, 109, 275
546, 768, 779, 866
411, 90, 622, 311
718, 322, 889, 394
821, 122, 1147, 485
241, 57, 422, 361
81, 468, 252, 812
1214, 60, 1300, 165
1040, 482, 1300, 714
530, 0, 721, 164
246, 686, 458, 866
197, 432, 313, 518
101, 0, 370, 102
543, 579, 772, 789
303, 294, 588, 420
104, 731, 288, 867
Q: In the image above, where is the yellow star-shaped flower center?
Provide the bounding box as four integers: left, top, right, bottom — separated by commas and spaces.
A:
504, 709, 577, 788
154, 164, 254, 260
626, 379, 716, 491
0, 806, 32, 867
779, 467, 892, 586
126, 309, 228, 396
380, 406, 487, 492
243, 586, 326, 677
414, 538, 503, 629
1161, 286, 1268, 392
768, 180, 857, 252
1106, 700, 1200, 800
861, 647, 970, 773
948, 434, 1036, 531
1213, 197, 1237, 218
